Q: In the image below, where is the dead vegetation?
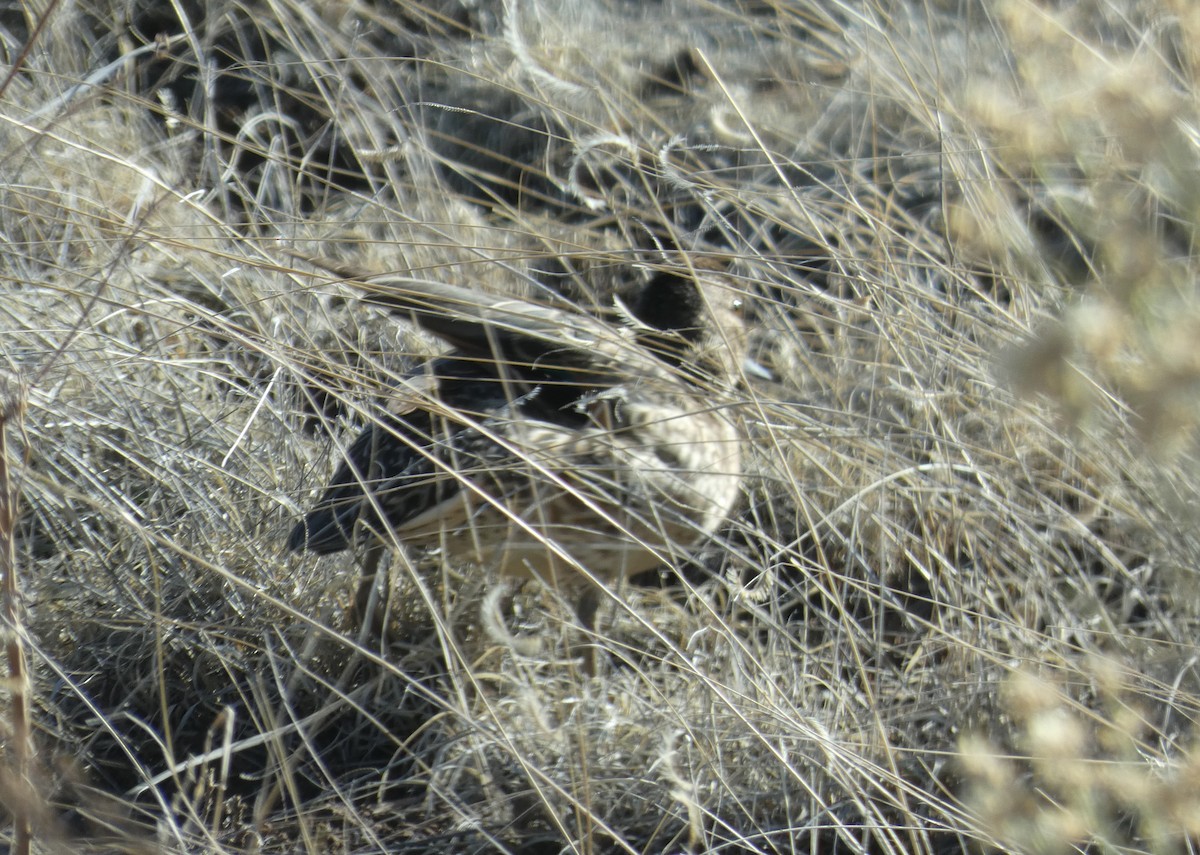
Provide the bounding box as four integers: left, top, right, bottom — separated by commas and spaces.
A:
0, 0, 1198, 852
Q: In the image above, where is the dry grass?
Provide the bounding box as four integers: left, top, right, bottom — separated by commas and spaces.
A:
0, 0, 1198, 852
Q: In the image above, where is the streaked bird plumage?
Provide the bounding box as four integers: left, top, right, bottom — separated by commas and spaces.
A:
287, 254, 748, 629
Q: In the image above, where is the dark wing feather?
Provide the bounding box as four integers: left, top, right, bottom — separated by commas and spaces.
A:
286, 409, 450, 554
288, 356, 592, 555
288, 253, 615, 368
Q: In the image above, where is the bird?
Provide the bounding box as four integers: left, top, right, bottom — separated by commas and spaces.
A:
286, 252, 749, 646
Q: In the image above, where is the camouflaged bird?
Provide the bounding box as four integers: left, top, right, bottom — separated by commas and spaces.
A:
287, 255, 748, 632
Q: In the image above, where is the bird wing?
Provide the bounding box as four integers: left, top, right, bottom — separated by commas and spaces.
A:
287, 355, 584, 554
286, 405, 449, 555
285, 252, 627, 373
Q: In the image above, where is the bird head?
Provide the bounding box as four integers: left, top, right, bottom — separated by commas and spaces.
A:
628, 256, 753, 388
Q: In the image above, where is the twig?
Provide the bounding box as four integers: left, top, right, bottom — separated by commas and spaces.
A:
0, 373, 30, 855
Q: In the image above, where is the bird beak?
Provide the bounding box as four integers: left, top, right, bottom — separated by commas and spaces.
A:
742, 356, 774, 382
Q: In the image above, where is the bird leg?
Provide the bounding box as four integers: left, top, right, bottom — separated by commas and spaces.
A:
351, 542, 388, 637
